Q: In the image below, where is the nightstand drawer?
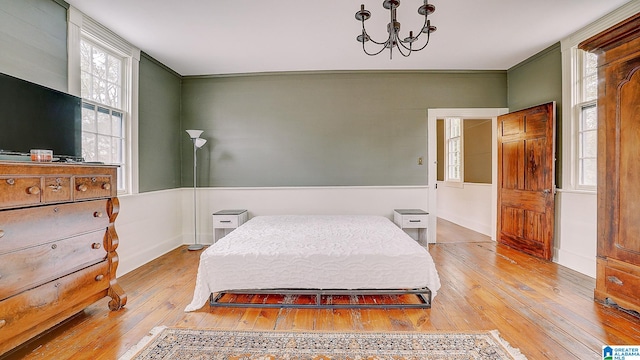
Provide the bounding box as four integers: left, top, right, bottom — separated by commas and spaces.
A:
401, 215, 428, 228
214, 215, 240, 228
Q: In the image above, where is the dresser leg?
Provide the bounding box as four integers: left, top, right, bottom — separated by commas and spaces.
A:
108, 283, 127, 310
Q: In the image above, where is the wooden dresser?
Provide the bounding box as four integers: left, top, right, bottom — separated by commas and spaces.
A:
0, 161, 126, 355
579, 13, 640, 313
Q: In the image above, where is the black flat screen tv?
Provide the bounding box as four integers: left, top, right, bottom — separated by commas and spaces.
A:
0, 72, 81, 159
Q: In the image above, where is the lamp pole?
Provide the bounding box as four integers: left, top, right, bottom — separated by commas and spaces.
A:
186, 130, 206, 251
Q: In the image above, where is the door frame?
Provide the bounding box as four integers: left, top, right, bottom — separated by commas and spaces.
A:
427, 108, 509, 243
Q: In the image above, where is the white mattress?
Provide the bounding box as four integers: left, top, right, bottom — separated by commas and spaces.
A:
185, 215, 441, 311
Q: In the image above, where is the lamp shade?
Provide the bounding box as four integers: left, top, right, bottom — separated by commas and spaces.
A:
185, 129, 204, 139
194, 138, 207, 148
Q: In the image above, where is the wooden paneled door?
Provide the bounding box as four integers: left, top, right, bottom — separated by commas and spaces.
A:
497, 102, 556, 260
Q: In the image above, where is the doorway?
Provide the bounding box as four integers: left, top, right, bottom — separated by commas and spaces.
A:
426, 108, 509, 243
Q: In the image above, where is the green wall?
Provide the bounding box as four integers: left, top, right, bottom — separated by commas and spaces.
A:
0, 0, 68, 92
181, 71, 507, 187
464, 119, 492, 184
138, 53, 183, 192
507, 43, 562, 186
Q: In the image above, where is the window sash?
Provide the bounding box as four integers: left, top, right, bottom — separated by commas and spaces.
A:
80, 38, 128, 192
445, 117, 462, 182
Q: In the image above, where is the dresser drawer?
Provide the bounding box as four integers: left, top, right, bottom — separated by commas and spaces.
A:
0, 231, 106, 301
0, 261, 110, 346
42, 176, 72, 203
0, 200, 110, 254
74, 176, 113, 200
603, 264, 640, 303
0, 177, 42, 209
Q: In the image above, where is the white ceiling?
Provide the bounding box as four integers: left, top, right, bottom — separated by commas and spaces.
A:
65, 0, 632, 76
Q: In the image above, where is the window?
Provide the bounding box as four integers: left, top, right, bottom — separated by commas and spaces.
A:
80, 40, 126, 191
68, 8, 140, 194
445, 117, 462, 182
575, 50, 598, 189
560, 3, 637, 192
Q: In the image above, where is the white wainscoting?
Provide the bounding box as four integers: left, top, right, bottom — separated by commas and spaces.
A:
436, 182, 493, 238
554, 190, 597, 278
116, 186, 428, 276
115, 185, 598, 279
115, 189, 185, 276
183, 186, 430, 247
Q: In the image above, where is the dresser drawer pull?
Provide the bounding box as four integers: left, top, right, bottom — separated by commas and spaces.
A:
0, 229, 4, 238
48, 184, 62, 192
409, 220, 422, 223
77, 184, 88, 192
27, 186, 41, 195
94, 211, 103, 218
0, 319, 6, 329
607, 276, 623, 286
6, 178, 15, 185
95, 274, 104, 281
102, 183, 111, 190
51, 244, 57, 249
92, 242, 102, 249
219, 220, 232, 223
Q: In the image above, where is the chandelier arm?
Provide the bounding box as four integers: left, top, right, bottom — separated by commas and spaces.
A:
397, 15, 428, 51
395, 40, 412, 57
361, 23, 390, 46
362, 40, 392, 56
410, 31, 433, 52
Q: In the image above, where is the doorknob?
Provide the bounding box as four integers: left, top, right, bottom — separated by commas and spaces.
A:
543, 189, 551, 194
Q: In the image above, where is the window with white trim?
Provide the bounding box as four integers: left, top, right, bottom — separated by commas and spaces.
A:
68, 7, 140, 194
575, 50, 597, 189
445, 117, 462, 182
80, 39, 126, 191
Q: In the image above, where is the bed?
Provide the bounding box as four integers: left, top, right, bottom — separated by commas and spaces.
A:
184, 215, 441, 311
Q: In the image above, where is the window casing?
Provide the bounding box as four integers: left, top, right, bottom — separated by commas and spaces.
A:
575, 50, 598, 190
68, 7, 140, 194
444, 117, 463, 183
560, 2, 638, 192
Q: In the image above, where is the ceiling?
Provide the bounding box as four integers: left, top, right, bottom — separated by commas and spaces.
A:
65, 0, 632, 76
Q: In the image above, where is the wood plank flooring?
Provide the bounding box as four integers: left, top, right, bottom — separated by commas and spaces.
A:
4, 218, 640, 359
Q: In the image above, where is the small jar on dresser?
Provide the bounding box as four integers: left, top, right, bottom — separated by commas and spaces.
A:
0, 161, 126, 356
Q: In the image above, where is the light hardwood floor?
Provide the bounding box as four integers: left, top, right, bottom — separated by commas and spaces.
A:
4, 218, 640, 359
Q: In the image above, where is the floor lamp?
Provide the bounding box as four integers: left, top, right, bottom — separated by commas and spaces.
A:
186, 129, 207, 251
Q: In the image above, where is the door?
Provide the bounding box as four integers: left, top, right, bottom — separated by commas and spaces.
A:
497, 102, 556, 260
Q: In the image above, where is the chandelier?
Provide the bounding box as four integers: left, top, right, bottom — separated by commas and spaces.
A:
355, 0, 437, 59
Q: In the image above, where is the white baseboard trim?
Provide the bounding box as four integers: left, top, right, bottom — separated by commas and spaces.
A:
437, 209, 492, 237
554, 247, 596, 279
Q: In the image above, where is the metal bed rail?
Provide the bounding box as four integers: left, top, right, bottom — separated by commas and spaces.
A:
209, 287, 432, 309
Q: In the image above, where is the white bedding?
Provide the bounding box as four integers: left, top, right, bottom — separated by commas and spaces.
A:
185, 215, 441, 311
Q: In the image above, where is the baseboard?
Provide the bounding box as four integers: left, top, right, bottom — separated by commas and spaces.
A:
437, 210, 491, 237
554, 247, 596, 278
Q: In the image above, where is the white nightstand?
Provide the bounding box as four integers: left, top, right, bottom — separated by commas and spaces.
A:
213, 209, 248, 242
393, 209, 429, 243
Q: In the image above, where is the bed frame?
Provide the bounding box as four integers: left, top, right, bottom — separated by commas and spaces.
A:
209, 287, 432, 309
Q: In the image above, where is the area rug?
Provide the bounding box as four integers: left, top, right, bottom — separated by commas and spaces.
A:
119, 326, 527, 360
